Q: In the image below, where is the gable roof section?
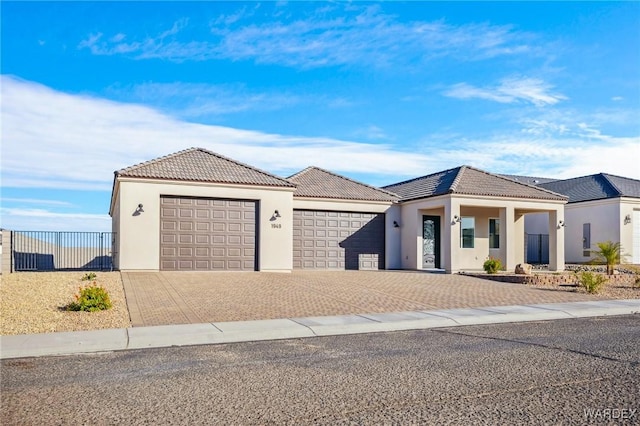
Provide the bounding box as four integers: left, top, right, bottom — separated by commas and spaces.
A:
538, 173, 640, 203
115, 147, 296, 188
288, 167, 398, 202
384, 166, 567, 202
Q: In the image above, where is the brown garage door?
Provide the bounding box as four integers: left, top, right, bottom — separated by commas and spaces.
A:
293, 210, 385, 270
160, 196, 257, 271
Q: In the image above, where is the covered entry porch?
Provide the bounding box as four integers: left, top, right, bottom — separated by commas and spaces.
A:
398, 195, 566, 274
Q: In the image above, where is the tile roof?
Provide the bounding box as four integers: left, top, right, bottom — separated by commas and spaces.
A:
538, 173, 640, 203
500, 174, 558, 185
115, 147, 296, 188
287, 167, 399, 202
383, 166, 567, 202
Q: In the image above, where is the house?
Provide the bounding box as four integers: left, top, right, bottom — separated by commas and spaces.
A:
110, 148, 568, 273
382, 166, 567, 273
524, 173, 640, 264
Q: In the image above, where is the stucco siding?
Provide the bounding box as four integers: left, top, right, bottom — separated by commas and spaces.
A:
564, 199, 620, 263
113, 178, 294, 271
397, 195, 563, 273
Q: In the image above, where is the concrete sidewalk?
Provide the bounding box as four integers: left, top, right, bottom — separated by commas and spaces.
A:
2, 299, 638, 359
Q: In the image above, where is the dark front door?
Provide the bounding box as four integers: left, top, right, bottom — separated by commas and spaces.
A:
423, 216, 441, 269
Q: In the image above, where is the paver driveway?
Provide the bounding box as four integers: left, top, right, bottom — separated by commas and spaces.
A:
121, 271, 609, 327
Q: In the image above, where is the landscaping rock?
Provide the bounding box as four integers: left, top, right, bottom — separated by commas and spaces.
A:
515, 263, 533, 275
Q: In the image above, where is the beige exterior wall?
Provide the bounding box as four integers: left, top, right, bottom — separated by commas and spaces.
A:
561, 197, 640, 264
112, 178, 295, 272
398, 195, 565, 273
291, 197, 399, 269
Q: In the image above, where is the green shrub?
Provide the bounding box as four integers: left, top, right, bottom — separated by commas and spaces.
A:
483, 257, 502, 274
578, 271, 607, 294
67, 283, 112, 312
589, 241, 625, 275
81, 272, 97, 281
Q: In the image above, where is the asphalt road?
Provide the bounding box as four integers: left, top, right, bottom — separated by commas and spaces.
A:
2, 315, 639, 425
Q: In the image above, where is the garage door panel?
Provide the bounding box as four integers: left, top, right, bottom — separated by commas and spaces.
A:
179, 222, 193, 231
293, 210, 385, 270
161, 260, 177, 269
160, 196, 256, 271
195, 235, 209, 244
195, 247, 209, 257
161, 247, 176, 256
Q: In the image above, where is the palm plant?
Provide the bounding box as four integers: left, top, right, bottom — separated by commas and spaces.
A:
590, 241, 624, 275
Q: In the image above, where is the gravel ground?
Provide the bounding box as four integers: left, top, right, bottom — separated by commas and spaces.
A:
526, 276, 640, 299
1, 270, 637, 336
0, 272, 131, 335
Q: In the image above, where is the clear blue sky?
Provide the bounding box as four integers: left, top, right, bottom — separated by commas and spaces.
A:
1, 1, 639, 232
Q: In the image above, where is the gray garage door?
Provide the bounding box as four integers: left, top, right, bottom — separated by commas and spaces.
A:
293, 210, 385, 270
160, 196, 257, 271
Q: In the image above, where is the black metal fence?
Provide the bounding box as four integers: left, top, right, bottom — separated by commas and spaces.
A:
12, 231, 115, 272
526, 233, 549, 264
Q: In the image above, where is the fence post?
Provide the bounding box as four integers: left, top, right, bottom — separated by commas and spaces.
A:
1, 230, 13, 274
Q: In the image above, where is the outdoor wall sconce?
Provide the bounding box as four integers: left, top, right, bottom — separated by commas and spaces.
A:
558, 220, 565, 228
133, 203, 144, 216
393, 221, 400, 228
452, 215, 462, 224
270, 210, 282, 221
624, 214, 631, 225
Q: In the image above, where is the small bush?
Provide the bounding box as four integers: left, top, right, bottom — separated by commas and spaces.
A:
67, 283, 112, 312
483, 257, 502, 274
578, 271, 607, 294
81, 272, 97, 281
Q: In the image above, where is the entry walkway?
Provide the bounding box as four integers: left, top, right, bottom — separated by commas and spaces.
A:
121, 271, 613, 327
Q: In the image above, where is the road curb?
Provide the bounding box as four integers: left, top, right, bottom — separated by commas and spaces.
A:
1, 299, 639, 359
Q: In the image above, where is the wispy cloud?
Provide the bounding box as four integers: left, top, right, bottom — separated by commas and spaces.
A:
77, 5, 537, 68
0, 208, 110, 232
443, 77, 567, 106
353, 125, 390, 141
3, 75, 637, 202
107, 82, 303, 117
0, 198, 74, 207
1, 76, 435, 192
413, 113, 640, 180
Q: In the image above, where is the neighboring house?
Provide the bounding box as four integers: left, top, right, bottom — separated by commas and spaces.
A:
110, 148, 568, 273
525, 173, 640, 264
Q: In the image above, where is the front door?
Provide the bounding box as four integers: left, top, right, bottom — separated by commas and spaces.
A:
423, 215, 441, 269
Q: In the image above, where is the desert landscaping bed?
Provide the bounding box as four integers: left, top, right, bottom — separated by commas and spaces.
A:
464, 268, 640, 300
0, 271, 131, 335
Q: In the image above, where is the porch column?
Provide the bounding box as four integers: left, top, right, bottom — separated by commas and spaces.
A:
499, 207, 517, 271
444, 199, 460, 273
548, 209, 565, 271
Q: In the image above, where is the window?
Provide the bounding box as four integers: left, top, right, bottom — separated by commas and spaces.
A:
583, 223, 591, 257
489, 218, 500, 249
461, 217, 475, 248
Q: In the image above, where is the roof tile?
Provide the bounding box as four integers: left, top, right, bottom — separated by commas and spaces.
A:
384, 166, 567, 202
288, 167, 398, 202
538, 173, 640, 203
116, 148, 296, 188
